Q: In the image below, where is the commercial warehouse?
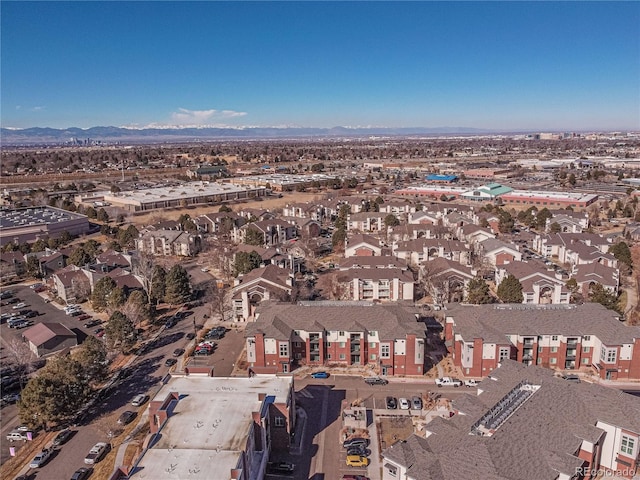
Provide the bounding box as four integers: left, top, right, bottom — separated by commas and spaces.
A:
0, 206, 90, 246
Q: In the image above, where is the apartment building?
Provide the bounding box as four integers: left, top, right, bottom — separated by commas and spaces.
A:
445, 303, 640, 380
123, 375, 295, 480
382, 360, 640, 480
245, 302, 426, 376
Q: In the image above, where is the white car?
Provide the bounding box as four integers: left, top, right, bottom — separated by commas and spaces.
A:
399, 398, 410, 410
131, 394, 149, 407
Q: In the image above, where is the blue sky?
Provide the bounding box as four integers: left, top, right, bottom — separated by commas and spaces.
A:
2, 1, 639, 131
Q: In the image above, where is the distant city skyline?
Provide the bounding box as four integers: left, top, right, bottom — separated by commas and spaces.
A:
1, 1, 639, 131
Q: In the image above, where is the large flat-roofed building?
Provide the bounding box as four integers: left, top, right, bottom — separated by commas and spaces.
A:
381, 360, 640, 480
100, 182, 267, 212
231, 173, 339, 192
125, 374, 295, 480
499, 190, 598, 209
444, 303, 640, 380
0, 206, 90, 246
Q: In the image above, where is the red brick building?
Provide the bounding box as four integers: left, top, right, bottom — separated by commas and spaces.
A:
445, 303, 640, 381
245, 302, 426, 376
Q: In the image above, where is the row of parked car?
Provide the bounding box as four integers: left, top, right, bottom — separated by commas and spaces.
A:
343, 436, 371, 468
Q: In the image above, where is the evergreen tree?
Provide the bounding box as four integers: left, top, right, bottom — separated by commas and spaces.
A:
150, 265, 166, 304
589, 283, 622, 314
91, 277, 117, 312
536, 208, 553, 230
73, 336, 108, 383
497, 274, 524, 303
384, 214, 400, 228
165, 264, 192, 304
244, 227, 265, 246
234, 251, 263, 275
19, 355, 90, 429
68, 246, 92, 267
466, 276, 494, 304
609, 242, 632, 269
104, 311, 136, 353
549, 222, 562, 234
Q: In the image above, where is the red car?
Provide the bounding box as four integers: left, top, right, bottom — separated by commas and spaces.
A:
78, 314, 91, 321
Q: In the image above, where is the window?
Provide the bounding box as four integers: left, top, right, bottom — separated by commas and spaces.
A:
551, 335, 558, 342
294, 342, 301, 348
326, 342, 331, 347
581, 358, 589, 365
537, 358, 542, 364
600, 346, 617, 363
499, 347, 510, 361
621, 435, 636, 456
381, 344, 390, 358
339, 342, 346, 348
327, 353, 332, 360
339, 331, 345, 337
583, 335, 591, 341
369, 342, 376, 348
294, 353, 302, 360
369, 331, 377, 336
386, 464, 398, 477
370, 354, 377, 361
274, 416, 286, 427
550, 358, 557, 364
551, 347, 558, 353
583, 346, 590, 353
294, 331, 300, 337
279, 343, 289, 357
339, 353, 346, 360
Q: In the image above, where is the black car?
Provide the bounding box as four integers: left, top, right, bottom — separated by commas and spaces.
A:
185, 332, 196, 340
347, 446, 371, 457
386, 396, 398, 409
164, 358, 177, 367
53, 428, 73, 446
84, 319, 102, 328
117, 410, 136, 425
165, 318, 177, 329
267, 462, 295, 474
343, 437, 370, 449
364, 376, 388, 385
24, 311, 38, 318
70, 467, 92, 480
172, 348, 185, 357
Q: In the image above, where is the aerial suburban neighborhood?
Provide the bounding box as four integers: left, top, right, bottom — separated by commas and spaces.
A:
0, 133, 639, 480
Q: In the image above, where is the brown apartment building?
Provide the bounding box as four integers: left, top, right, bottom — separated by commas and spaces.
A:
245, 302, 426, 376
445, 303, 640, 381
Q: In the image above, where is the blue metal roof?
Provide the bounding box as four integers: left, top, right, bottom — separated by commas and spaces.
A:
426, 174, 458, 182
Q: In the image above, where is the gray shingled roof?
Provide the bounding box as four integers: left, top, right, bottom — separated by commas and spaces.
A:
384, 360, 640, 480
446, 303, 638, 345
246, 302, 424, 341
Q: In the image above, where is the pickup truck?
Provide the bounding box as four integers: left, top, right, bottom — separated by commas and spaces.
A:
435, 377, 462, 387
6, 431, 29, 442
464, 379, 479, 387
84, 442, 108, 465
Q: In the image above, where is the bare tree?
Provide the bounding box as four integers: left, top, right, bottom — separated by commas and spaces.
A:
4, 338, 37, 390
204, 281, 231, 320
132, 252, 156, 307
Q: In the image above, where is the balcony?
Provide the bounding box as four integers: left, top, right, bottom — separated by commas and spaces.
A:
350, 345, 361, 353
566, 349, 576, 359
523, 339, 535, 347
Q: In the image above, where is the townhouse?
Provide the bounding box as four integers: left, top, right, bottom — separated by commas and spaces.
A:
347, 211, 387, 233
345, 233, 384, 257
382, 360, 640, 480
231, 265, 294, 321
444, 303, 640, 381
495, 261, 570, 304
393, 238, 471, 266
572, 262, 620, 295
419, 257, 475, 304
245, 302, 426, 376
478, 238, 522, 266
135, 229, 202, 256
236, 219, 297, 247
334, 268, 415, 302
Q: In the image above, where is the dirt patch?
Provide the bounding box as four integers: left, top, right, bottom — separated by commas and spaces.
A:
378, 416, 414, 451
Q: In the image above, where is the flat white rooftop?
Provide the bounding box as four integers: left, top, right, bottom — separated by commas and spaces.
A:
131, 375, 292, 480
104, 182, 263, 205
504, 190, 598, 201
